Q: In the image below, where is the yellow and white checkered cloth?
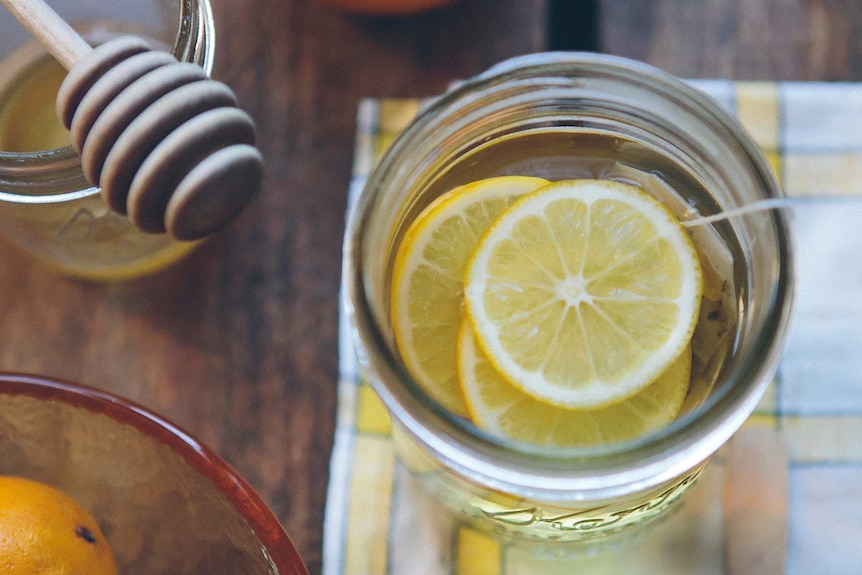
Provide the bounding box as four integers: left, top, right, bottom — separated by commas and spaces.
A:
325, 82, 862, 574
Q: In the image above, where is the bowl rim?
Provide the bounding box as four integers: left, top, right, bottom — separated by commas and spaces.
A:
0, 371, 309, 575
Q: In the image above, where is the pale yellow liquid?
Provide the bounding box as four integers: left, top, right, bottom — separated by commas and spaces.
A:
403, 129, 740, 424
389, 129, 742, 541
0, 50, 199, 281
0, 55, 69, 152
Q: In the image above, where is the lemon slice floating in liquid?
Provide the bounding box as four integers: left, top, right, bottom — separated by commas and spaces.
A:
464, 179, 703, 409
390, 176, 549, 416
457, 318, 691, 446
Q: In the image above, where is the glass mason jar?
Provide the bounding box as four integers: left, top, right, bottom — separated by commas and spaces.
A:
0, 0, 215, 281
343, 52, 794, 542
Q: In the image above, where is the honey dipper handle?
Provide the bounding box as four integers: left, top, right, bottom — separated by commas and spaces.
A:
0, 0, 92, 70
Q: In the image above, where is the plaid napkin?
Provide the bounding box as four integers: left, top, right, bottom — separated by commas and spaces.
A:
324, 82, 862, 574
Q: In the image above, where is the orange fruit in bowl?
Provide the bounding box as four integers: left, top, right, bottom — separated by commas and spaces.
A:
0, 476, 118, 575
318, 0, 456, 15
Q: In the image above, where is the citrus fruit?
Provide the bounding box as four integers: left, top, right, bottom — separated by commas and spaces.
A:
0, 476, 118, 574
464, 179, 703, 409
391, 176, 548, 416
457, 318, 691, 446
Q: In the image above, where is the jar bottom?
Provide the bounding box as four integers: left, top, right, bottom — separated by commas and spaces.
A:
392, 425, 707, 544
38, 239, 202, 281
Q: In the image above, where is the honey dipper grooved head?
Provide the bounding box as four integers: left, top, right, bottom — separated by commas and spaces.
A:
55, 36, 263, 241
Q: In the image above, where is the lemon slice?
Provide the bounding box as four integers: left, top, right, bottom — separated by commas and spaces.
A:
464, 179, 702, 409
391, 176, 549, 416
457, 319, 691, 445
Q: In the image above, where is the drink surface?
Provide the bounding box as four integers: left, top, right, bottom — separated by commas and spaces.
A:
389, 128, 739, 448
0, 53, 70, 153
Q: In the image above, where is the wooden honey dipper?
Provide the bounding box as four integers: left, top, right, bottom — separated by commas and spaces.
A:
1, 0, 263, 241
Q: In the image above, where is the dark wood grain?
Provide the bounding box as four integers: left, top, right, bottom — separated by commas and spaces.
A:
600, 0, 862, 80
3, 1, 861, 573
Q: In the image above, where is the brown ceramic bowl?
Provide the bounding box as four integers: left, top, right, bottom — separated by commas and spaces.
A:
0, 372, 308, 575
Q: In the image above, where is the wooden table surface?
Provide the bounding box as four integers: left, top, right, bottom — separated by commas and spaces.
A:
1, 1, 860, 573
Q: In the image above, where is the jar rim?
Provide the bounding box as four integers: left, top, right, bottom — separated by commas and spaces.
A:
345, 51, 795, 499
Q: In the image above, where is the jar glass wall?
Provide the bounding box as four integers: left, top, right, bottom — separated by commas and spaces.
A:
0, 0, 215, 280
344, 52, 794, 541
